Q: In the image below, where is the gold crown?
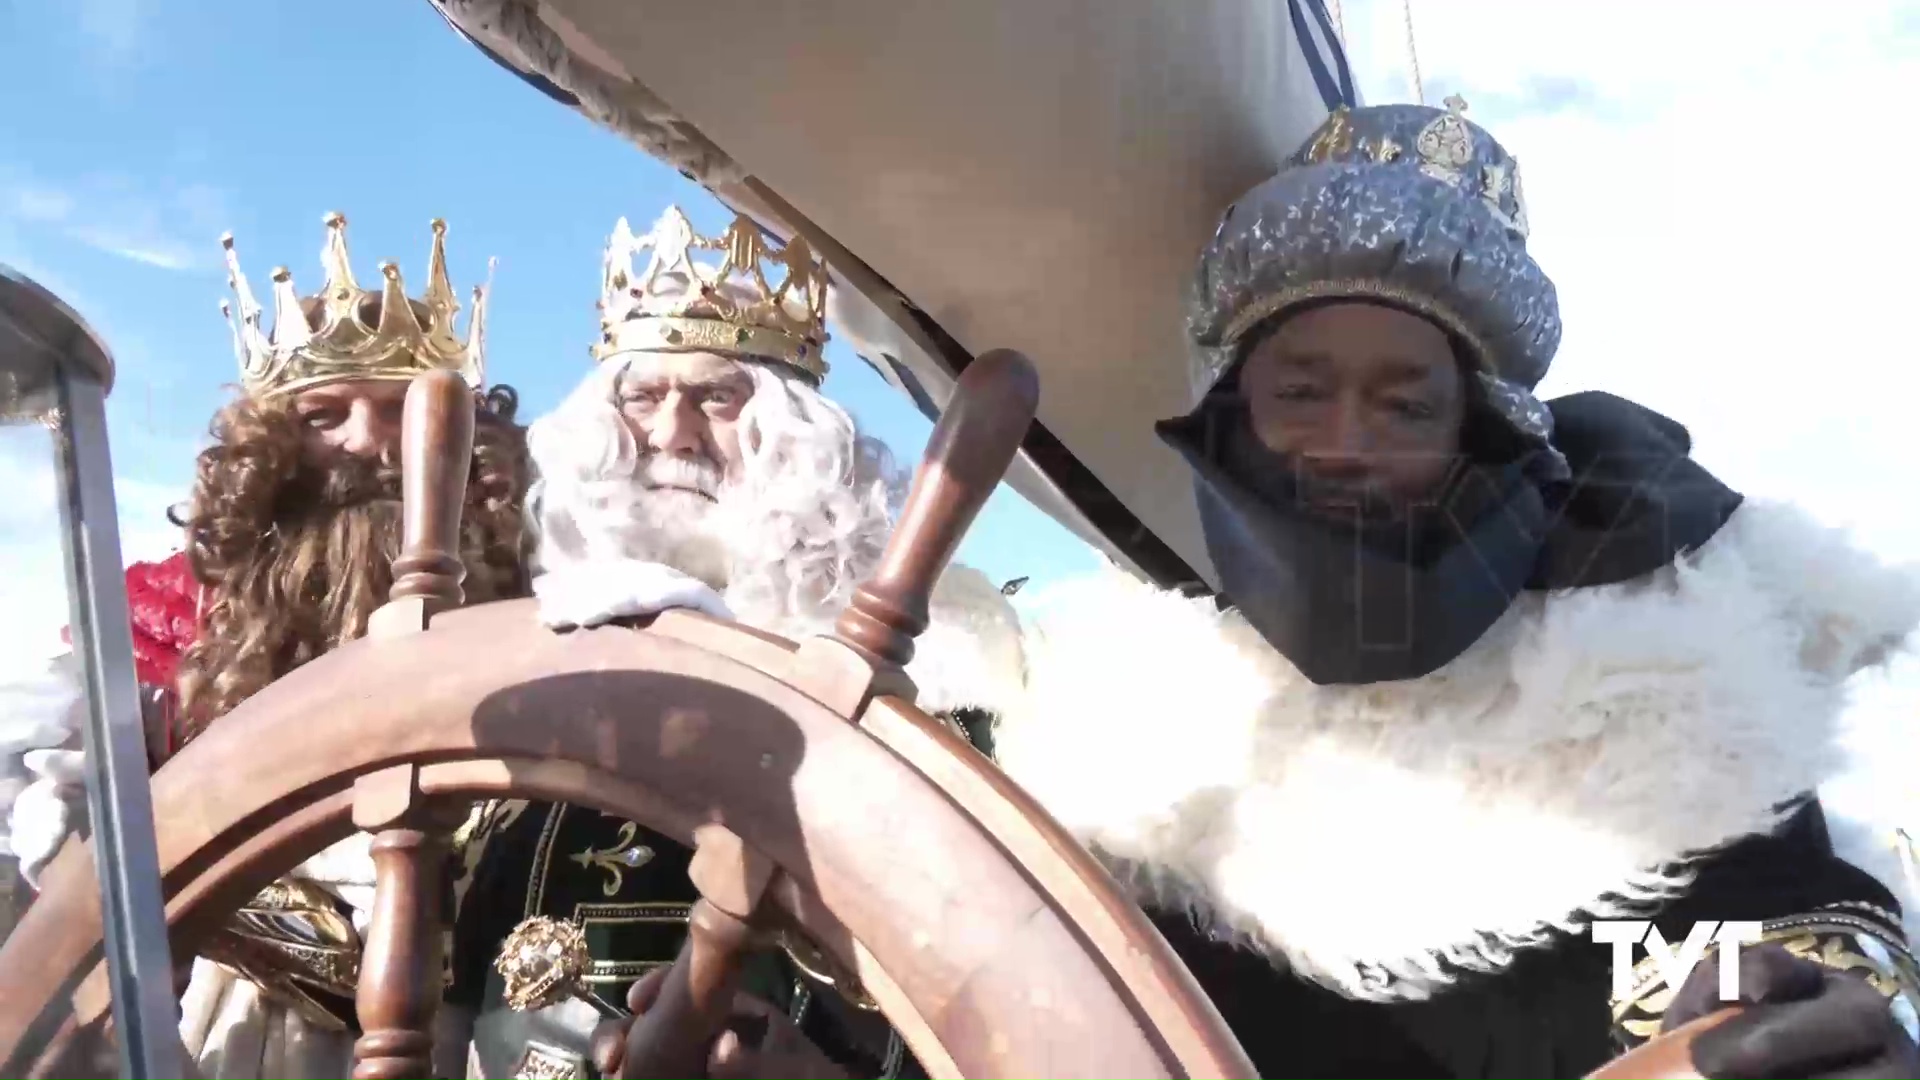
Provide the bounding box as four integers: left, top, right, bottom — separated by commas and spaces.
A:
221, 213, 490, 399
595, 206, 829, 381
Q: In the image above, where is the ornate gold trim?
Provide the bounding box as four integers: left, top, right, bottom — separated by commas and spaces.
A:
600, 317, 825, 382
198, 877, 363, 1031
525, 802, 568, 918
513, 1040, 587, 1080
575, 901, 692, 983
1609, 908, 1920, 1045
1219, 277, 1497, 375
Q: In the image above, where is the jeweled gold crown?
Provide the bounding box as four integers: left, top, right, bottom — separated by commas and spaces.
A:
595, 206, 829, 381
221, 213, 490, 399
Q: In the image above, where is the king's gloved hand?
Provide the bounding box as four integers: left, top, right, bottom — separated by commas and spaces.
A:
1661, 941, 1919, 1078
589, 968, 852, 1080
2, 653, 87, 887
534, 560, 734, 631
11, 748, 88, 887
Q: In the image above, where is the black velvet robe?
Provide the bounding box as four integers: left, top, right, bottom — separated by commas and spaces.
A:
446, 705, 1004, 1078
1153, 799, 1902, 1078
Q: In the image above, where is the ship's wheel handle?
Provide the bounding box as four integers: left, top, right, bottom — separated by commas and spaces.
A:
352, 369, 475, 1079
833, 348, 1039, 669
385, 369, 473, 614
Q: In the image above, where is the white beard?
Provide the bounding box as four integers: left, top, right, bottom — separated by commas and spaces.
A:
992, 499, 1920, 1001
535, 449, 741, 592
605, 488, 733, 595
534, 456, 1028, 719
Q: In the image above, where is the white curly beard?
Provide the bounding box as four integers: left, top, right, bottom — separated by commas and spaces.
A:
523, 355, 1029, 717
526, 358, 899, 632
584, 461, 734, 596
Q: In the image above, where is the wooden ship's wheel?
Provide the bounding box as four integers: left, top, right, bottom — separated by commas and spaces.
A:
0, 353, 1726, 1079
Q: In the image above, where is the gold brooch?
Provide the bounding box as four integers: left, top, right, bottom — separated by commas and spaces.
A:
496, 916, 592, 1013
1415, 94, 1475, 186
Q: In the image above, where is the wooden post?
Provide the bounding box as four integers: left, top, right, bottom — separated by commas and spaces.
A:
349, 767, 456, 1080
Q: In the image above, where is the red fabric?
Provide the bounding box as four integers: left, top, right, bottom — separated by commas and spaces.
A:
124, 551, 201, 688
58, 551, 200, 766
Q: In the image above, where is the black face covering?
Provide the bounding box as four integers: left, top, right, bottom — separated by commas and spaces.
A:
1157, 390, 1744, 686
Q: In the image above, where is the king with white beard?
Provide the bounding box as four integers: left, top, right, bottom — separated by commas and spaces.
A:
440, 207, 1025, 1080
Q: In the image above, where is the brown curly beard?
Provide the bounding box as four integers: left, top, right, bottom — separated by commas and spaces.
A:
171, 385, 531, 742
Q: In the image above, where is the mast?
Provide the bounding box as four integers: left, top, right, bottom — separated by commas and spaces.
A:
1403, 0, 1426, 104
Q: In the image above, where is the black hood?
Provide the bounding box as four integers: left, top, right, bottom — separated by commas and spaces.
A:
1157, 390, 1744, 686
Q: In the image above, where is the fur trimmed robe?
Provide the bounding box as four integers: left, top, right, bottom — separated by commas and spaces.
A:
993, 499, 1919, 1075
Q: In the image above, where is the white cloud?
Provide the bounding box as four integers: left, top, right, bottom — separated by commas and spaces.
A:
0, 168, 226, 274
0, 233, 172, 412
0, 426, 183, 662
0, 237, 201, 643
65, 226, 198, 272
1343, 0, 1920, 841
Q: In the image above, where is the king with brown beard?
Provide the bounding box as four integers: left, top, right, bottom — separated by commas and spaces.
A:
2, 212, 531, 1078
171, 334, 529, 744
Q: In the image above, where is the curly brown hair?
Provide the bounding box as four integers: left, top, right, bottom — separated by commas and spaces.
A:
170, 384, 530, 741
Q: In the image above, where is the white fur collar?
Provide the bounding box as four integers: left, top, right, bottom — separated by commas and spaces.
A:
993, 500, 1920, 1001
909, 564, 1028, 717
753, 562, 1028, 719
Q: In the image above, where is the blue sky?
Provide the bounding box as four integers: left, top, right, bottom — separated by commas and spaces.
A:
0, 0, 1103, 629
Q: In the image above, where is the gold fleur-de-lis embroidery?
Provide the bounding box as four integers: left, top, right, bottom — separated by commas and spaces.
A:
569, 820, 655, 897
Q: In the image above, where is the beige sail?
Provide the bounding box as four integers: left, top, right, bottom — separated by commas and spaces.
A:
427, 0, 1358, 589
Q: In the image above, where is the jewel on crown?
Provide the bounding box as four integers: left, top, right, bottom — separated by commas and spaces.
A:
1302, 97, 1531, 240
595, 206, 831, 381
220, 212, 490, 399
